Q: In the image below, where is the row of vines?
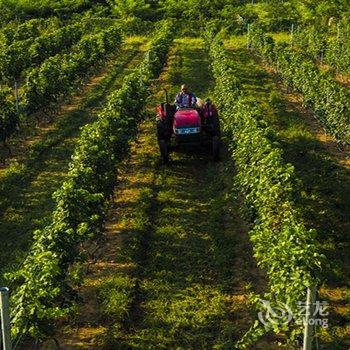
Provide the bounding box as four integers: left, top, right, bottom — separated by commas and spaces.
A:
0, 17, 60, 43
0, 23, 122, 153
0, 0, 97, 24
0, 14, 116, 83
248, 25, 350, 146
6, 20, 174, 343
206, 30, 322, 348
22, 23, 122, 114
293, 18, 350, 77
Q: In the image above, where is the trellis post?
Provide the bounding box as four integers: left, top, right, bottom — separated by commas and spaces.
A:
247, 23, 251, 49
0, 287, 11, 350
303, 286, 316, 350
290, 23, 295, 45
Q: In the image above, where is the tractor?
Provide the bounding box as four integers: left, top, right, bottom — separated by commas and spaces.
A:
156, 89, 220, 163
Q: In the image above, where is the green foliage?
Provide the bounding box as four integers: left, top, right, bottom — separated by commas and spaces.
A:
255, 0, 350, 27
180, 0, 348, 32
295, 0, 350, 25
109, 0, 153, 19
245, 1, 299, 31
0, 87, 18, 144
23, 24, 122, 115
159, 0, 249, 35
293, 24, 328, 61
0, 16, 122, 144
0, 17, 60, 43
115, 16, 155, 35
0, 0, 96, 23
1, 21, 84, 82
206, 31, 321, 348
8, 22, 174, 341
0, 16, 120, 84
0, 17, 61, 82
250, 25, 350, 146
104, 0, 350, 28
325, 18, 350, 76
293, 18, 350, 77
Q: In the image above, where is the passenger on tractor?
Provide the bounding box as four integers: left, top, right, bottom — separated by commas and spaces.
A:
203, 98, 218, 119
202, 98, 220, 136
175, 84, 197, 109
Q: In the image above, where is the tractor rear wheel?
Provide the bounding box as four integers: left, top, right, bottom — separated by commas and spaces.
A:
159, 139, 169, 164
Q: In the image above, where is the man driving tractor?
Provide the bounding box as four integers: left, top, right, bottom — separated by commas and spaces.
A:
175, 84, 197, 108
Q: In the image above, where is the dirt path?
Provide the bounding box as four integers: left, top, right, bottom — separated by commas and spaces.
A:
225, 36, 350, 350
0, 37, 149, 285
48, 38, 272, 350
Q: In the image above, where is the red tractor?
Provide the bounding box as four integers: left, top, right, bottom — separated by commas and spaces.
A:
156, 89, 220, 163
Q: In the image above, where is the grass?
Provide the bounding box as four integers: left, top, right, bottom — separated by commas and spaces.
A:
0, 37, 149, 285
270, 32, 291, 42
224, 34, 350, 349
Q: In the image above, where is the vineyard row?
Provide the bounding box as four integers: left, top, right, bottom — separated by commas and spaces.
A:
293, 19, 350, 78
206, 29, 321, 348
0, 15, 117, 84
0, 23, 122, 150
249, 25, 350, 146
7, 20, 174, 342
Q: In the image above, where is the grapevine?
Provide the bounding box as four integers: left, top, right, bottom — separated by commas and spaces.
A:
206, 31, 321, 348
8, 20, 174, 341
250, 25, 350, 146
